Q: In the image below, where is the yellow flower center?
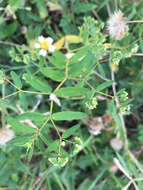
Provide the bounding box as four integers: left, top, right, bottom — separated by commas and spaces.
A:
40, 40, 50, 50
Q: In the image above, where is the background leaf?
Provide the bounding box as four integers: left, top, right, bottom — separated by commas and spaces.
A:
62, 124, 80, 138
10, 71, 22, 89
52, 111, 87, 121
23, 73, 52, 93
55, 87, 89, 97
40, 67, 65, 82
6, 117, 36, 135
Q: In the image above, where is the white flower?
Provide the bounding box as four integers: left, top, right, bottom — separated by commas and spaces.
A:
34, 35, 55, 56
66, 53, 74, 59
39, 49, 47, 56
38, 36, 44, 43
34, 43, 40, 48
48, 45, 56, 52
107, 10, 127, 40
46, 37, 54, 44
0, 128, 14, 146
49, 93, 61, 107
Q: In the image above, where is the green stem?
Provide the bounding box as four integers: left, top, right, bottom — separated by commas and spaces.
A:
1, 82, 5, 128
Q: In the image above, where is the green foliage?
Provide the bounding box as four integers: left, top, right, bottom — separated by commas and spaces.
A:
52, 111, 87, 121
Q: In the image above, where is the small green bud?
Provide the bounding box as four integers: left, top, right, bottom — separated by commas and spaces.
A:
23, 54, 30, 64
25, 141, 33, 152
120, 91, 128, 102
131, 44, 138, 54
119, 105, 130, 115
74, 136, 82, 144
85, 97, 98, 110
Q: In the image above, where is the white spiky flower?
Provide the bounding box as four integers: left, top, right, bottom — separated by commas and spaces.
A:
107, 10, 127, 40
49, 93, 61, 107
0, 128, 14, 146
34, 35, 55, 56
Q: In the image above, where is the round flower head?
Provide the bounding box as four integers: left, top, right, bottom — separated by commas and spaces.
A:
34, 35, 55, 56
107, 10, 127, 40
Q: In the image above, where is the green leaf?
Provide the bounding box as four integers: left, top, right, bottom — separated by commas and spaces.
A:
48, 51, 66, 69
6, 117, 36, 135
69, 52, 95, 77
23, 73, 52, 93
40, 67, 65, 82
60, 16, 77, 35
97, 64, 106, 79
96, 81, 114, 91
70, 46, 89, 63
10, 71, 22, 89
19, 93, 28, 111
52, 111, 87, 121
36, 138, 45, 152
48, 157, 69, 167
88, 170, 105, 190
40, 134, 52, 146
62, 124, 80, 138
97, 0, 110, 12
78, 179, 92, 190
9, 0, 22, 10
73, 2, 96, 14
0, 99, 9, 106
55, 87, 89, 97
7, 134, 33, 146
47, 140, 60, 153
18, 10, 42, 25
16, 112, 47, 122
0, 22, 18, 40
34, 0, 48, 19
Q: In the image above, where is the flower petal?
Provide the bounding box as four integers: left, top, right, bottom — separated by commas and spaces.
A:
38, 35, 45, 43
66, 53, 74, 59
107, 10, 127, 40
39, 49, 47, 56
48, 45, 55, 52
34, 43, 40, 48
46, 37, 54, 44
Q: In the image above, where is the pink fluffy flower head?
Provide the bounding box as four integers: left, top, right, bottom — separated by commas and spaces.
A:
107, 10, 127, 40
